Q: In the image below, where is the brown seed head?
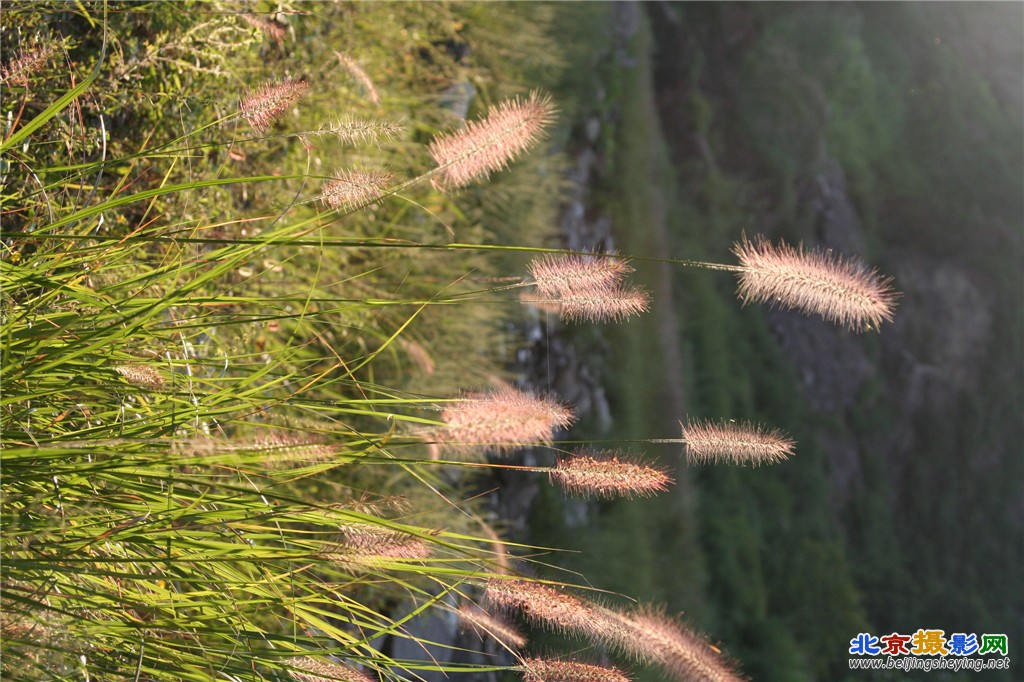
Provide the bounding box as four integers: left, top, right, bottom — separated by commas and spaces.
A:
289, 656, 376, 682
457, 603, 527, 650
732, 236, 898, 332
551, 450, 672, 499
559, 285, 650, 324
527, 254, 633, 299
681, 419, 795, 466
239, 78, 309, 133
429, 91, 556, 190
320, 168, 394, 211
439, 388, 573, 453
518, 657, 631, 682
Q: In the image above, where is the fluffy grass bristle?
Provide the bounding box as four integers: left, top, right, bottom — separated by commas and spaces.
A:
732, 236, 898, 332
335, 52, 380, 104
457, 603, 527, 649
551, 450, 672, 499
320, 168, 394, 211
621, 608, 746, 682
518, 657, 631, 682
483, 578, 617, 641
1, 43, 56, 86
114, 364, 165, 389
239, 78, 309, 133
681, 419, 795, 466
325, 525, 435, 565
289, 656, 376, 682
239, 14, 287, 43
439, 388, 573, 453
527, 254, 633, 298
428, 91, 555, 190
318, 115, 404, 146
559, 285, 650, 323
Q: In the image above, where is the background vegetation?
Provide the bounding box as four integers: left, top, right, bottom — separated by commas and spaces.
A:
534, 3, 1021, 681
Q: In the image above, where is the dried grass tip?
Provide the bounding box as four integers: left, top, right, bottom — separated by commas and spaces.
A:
732, 236, 898, 332
518, 657, 631, 682
240, 14, 287, 44
551, 450, 672, 499
320, 168, 394, 211
457, 603, 527, 649
439, 388, 573, 453
335, 52, 380, 105
1, 43, 56, 86
239, 78, 309, 133
429, 91, 556, 190
681, 419, 795, 466
288, 656, 376, 682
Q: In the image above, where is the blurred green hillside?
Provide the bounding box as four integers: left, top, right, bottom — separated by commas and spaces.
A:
535, 3, 1021, 681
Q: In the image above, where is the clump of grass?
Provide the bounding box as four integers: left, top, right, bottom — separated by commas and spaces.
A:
318, 115, 406, 146
327, 525, 437, 565
239, 13, 288, 44
113, 364, 166, 389
558, 283, 652, 323
528, 253, 635, 298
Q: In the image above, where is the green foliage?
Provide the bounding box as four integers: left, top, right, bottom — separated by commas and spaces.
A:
1, 2, 594, 679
